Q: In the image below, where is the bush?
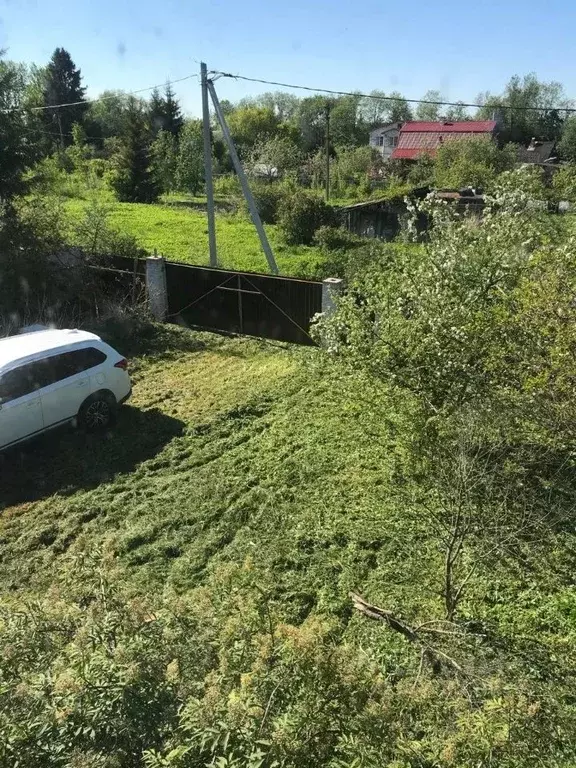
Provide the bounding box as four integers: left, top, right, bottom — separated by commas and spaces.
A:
314, 191, 574, 422
278, 191, 337, 245
314, 225, 363, 252
213, 174, 242, 200
552, 165, 576, 202
434, 137, 517, 191
243, 180, 287, 224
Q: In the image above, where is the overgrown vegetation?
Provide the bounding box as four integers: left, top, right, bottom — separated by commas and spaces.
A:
7, 43, 576, 767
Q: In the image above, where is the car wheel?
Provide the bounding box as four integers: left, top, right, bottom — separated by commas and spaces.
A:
78, 393, 117, 432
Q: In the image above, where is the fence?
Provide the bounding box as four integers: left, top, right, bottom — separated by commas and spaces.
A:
95, 256, 333, 347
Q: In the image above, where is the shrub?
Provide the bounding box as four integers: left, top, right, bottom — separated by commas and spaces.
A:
434, 137, 517, 191
552, 165, 576, 202
243, 180, 287, 224
314, 225, 363, 252
314, 191, 575, 425
278, 191, 337, 245
213, 174, 242, 200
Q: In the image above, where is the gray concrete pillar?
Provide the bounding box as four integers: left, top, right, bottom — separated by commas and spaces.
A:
321, 277, 344, 316
146, 254, 168, 321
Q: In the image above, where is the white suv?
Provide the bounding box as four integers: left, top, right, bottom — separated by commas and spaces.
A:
0, 329, 132, 451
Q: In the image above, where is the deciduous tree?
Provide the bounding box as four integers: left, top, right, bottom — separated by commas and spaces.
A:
434, 137, 517, 190
249, 135, 302, 180
227, 106, 280, 156
416, 90, 444, 121
476, 74, 572, 144
176, 119, 204, 195
150, 129, 178, 193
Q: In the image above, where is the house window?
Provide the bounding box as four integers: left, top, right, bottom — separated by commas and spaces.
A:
377, 136, 385, 147
387, 135, 398, 147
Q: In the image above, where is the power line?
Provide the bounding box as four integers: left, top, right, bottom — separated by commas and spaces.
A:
212, 70, 576, 115
4, 73, 199, 114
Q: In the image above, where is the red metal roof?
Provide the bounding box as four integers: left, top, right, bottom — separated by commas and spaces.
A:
391, 120, 497, 160
400, 120, 497, 133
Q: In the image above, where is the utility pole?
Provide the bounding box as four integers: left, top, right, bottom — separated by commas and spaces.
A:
324, 101, 331, 202
207, 78, 279, 275
201, 62, 218, 268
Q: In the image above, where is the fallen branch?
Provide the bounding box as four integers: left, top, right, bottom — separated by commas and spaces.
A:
350, 592, 465, 677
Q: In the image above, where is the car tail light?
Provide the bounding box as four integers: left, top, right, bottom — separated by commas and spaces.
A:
114, 358, 128, 370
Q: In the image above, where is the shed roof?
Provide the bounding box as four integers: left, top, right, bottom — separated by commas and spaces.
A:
517, 139, 557, 164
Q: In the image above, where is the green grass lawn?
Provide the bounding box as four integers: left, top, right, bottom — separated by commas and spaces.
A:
0, 328, 399, 601
65, 198, 329, 278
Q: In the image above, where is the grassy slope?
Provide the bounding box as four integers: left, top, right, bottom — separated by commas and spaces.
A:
65, 198, 328, 278
3, 326, 576, 762
0, 325, 562, 634
0, 329, 404, 610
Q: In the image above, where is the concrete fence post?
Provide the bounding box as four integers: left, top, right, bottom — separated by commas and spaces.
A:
321, 277, 344, 316
146, 253, 168, 322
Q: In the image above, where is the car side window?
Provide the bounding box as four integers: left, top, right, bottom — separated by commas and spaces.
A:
76, 347, 107, 370
40, 348, 108, 385
0, 348, 108, 402
0, 364, 45, 403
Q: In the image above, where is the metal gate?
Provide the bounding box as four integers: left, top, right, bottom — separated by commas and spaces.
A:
165, 262, 322, 345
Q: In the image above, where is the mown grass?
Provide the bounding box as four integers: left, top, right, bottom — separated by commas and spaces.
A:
0, 326, 421, 622
65, 198, 329, 278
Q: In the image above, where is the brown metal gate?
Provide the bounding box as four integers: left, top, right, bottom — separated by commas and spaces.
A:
164, 262, 322, 345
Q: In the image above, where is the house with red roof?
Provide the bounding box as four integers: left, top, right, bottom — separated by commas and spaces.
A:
391, 120, 498, 160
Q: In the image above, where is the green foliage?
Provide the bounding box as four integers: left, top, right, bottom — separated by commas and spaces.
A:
40, 48, 87, 148
476, 73, 572, 143
0, 196, 67, 316
249, 135, 303, 180
227, 106, 280, 156
332, 146, 378, 196
314, 190, 568, 416
176, 120, 204, 196
4, 328, 576, 765
407, 153, 435, 186
434, 137, 517, 190
314, 225, 364, 252
558, 117, 576, 162
415, 89, 444, 121
86, 90, 146, 142
149, 83, 184, 139
278, 190, 337, 245
358, 90, 413, 128
72, 194, 145, 261
213, 174, 242, 200
0, 57, 39, 198
151, 130, 178, 194
64, 197, 328, 277
244, 181, 287, 224
495, 165, 547, 199
552, 164, 576, 201
111, 103, 159, 204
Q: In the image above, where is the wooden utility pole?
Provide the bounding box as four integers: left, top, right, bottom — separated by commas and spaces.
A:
201, 62, 218, 268
325, 101, 331, 202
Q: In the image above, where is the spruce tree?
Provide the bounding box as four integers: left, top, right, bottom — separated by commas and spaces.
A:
41, 48, 87, 148
163, 82, 184, 137
148, 87, 165, 138
111, 101, 159, 203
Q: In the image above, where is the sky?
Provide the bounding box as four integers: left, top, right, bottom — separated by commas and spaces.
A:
1, 0, 576, 116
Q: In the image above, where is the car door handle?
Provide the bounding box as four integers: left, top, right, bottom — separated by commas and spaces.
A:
76, 380, 88, 387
